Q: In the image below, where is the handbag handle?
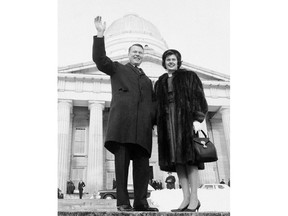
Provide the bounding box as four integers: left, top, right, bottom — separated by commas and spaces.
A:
195, 130, 207, 138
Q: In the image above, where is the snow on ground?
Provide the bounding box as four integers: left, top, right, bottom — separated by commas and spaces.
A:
149, 188, 230, 212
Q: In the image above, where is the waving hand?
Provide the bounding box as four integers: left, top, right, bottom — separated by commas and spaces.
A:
94, 16, 106, 37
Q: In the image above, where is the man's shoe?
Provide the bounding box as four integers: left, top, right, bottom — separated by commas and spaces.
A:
117, 204, 133, 211
134, 205, 159, 212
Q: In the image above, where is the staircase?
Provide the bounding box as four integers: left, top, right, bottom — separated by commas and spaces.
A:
58, 199, 230, 216
58, 198, 117, 211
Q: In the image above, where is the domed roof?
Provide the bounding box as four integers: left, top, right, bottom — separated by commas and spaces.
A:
105, 14, 163, 40
104, 14, 168, 57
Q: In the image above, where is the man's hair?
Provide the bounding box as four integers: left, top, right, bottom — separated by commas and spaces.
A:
162, 49, 182, 69
128, 44, 144, 53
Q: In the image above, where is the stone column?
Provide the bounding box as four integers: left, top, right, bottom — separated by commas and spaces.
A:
86, 101, 105, 194
58, 99, 73, 193
220, 107, 230, 161
68, 113, 74, 179
198, 118, 218, 184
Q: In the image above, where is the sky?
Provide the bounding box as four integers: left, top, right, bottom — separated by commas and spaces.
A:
58, 0, 229, 75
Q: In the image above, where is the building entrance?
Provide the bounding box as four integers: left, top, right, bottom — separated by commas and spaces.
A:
70, 107, 89, 186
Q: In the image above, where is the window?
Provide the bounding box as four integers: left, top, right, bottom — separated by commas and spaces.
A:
218, 185, 225, 189
204, 185, 214, 190
71, 167, 86, 185
73, 127, 87, 154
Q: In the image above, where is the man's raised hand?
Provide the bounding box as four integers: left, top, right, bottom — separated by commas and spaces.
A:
94, 16, 106, 37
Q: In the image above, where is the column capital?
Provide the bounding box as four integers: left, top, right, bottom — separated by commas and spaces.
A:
88, 101, 105, 110
58, 99, 73, 113
219, 106, 230, 114
58, 99, 73, 106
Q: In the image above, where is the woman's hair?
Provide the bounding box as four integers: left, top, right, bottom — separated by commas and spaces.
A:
162, 49, 182, 69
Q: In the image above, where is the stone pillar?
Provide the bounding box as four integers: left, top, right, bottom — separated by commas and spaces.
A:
86, 101, 105, 194
68, 113, 74, 179
58, 99, 73, 193
220, 107, 230, 161
198, 118, 218, 184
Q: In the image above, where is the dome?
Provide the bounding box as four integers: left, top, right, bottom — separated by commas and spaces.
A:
106, 14, 162, 40
104, 14, 168, 57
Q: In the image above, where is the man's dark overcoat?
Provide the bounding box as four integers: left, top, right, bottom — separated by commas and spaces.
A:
78, 181, 85, 191
92, 36, 154, 156
154, 69, 208, 172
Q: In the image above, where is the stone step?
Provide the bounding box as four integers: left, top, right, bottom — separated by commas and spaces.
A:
64, 193, 91, 200
58, 199, 230, 215
58, 199, 117, 211
58, 212, 230, 216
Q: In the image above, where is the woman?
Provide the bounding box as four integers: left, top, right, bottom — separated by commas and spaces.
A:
154, 49, 208, 212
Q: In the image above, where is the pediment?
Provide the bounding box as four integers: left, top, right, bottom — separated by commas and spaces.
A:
58, 53, 229, 82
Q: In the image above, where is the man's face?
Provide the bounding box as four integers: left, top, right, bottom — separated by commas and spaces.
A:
128, 46, 144, 66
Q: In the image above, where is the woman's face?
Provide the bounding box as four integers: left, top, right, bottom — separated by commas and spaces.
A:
165, 54, 178, 72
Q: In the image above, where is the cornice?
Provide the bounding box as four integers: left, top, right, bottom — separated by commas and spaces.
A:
58, 54, 230, 82
58, 72, 229, 86
58, 72, 110, 80
182, 62, 230, 81
202, 80, 230, 87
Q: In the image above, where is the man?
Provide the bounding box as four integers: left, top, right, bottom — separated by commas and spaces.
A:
78, 180, 85, 199
165, 172, 176, 189
92, 16, 158, 212
151, 179, 157, 190
71, 181, 75, 194
67, 179, 75, 194
58, 188, 64, 199
158, 180, 163, 190
66, 180, 72, 194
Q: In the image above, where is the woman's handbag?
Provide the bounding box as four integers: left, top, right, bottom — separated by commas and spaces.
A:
193, 130, 218, 163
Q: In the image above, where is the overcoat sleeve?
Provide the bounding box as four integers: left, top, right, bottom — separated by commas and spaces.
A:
192, 73, 208, 123
92, 36, 116, 76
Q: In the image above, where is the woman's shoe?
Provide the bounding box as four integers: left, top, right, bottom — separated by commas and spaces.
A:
171, 204, 189, 212
185, 200, 201, 212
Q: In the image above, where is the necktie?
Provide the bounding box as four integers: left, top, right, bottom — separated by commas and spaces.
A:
135, 66, 143, 74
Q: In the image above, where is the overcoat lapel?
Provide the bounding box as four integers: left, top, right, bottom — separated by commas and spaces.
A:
126, 63, 144, 76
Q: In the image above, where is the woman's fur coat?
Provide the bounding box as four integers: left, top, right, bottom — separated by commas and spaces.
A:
154, 69, 208, 172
